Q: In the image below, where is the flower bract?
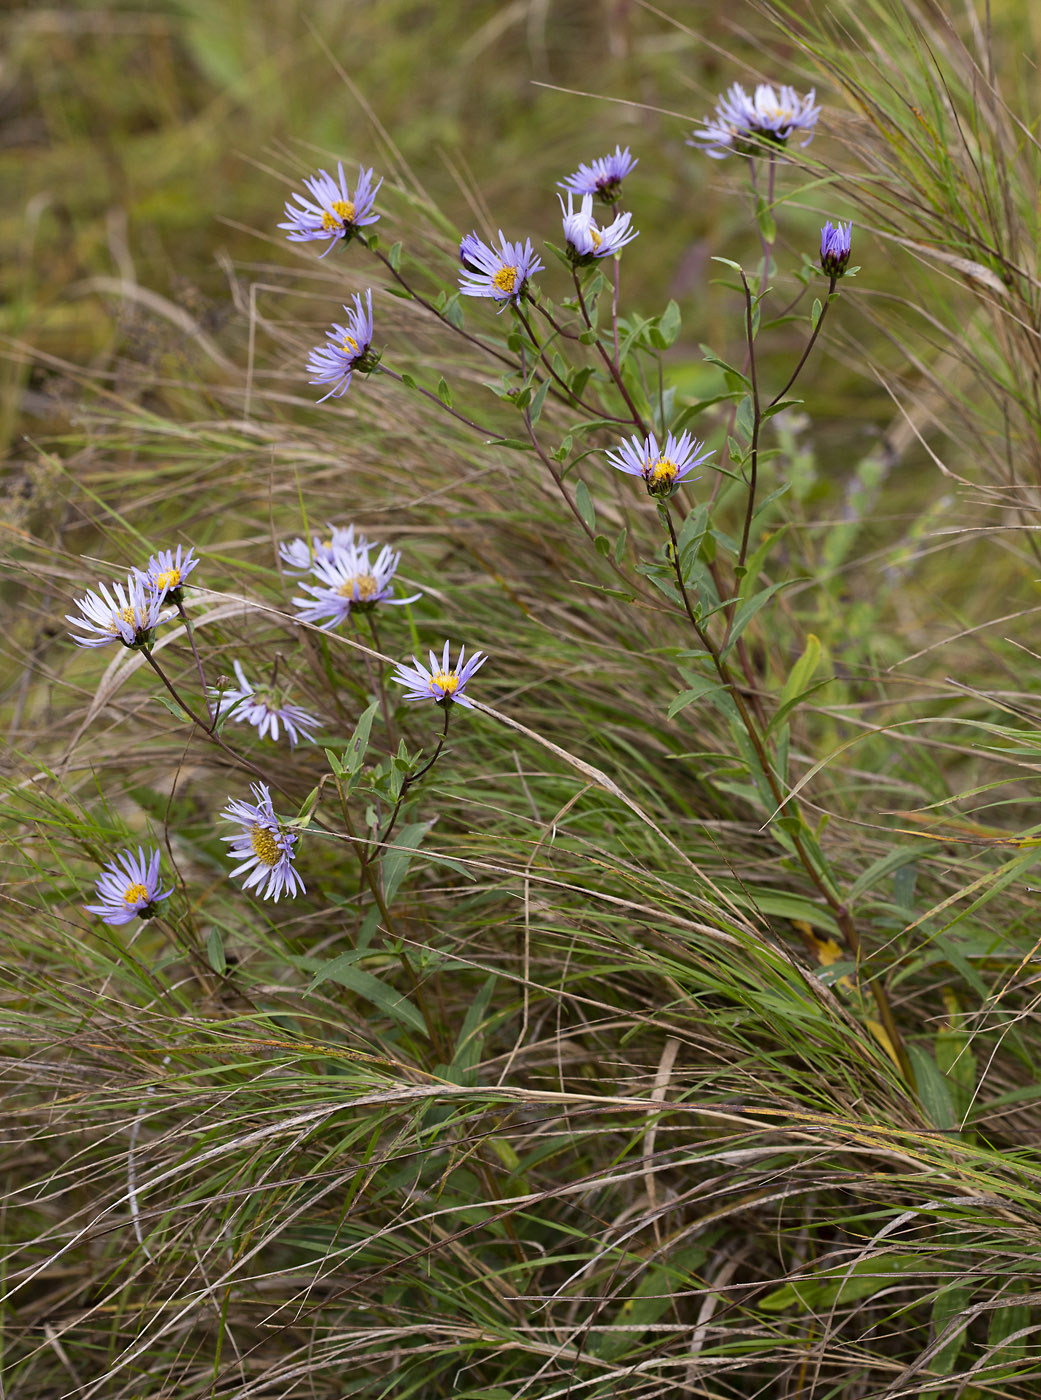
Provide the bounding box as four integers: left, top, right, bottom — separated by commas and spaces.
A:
458, 231, 543, 307
279, 162, 381, 252
559, 192, 638, 263
391, 640, 486, 709
279, 522, 369, 573
605, 430, 714, 498
292, 540, 420, 629
689, 82, 820, 159
66, 574, 164, 650
211, 660, 321, 748
84, 845, 172, 926
221, 783, 304, 902
558, 145, 637, 203
306, 290, 378, 401
820, 220, 853, 277
136, 544, 198, 605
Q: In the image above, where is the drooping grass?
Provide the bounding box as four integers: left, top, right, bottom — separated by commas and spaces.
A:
5, 2, 1041, 1397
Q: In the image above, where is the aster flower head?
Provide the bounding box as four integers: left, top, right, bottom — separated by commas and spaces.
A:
689, 82, 820, 159
278, 522, 369, 573
292, 540, 420, 630
458, 231, 543, 308
306, 290, 379, 402
84, 845, 172, 926
211, 660, 321, 748
136, 544, 198, 606
820, 220, 853, 277
605, 430, 714, 499
392, 641, 486, 709
559, 192, 638, 265
221, 782, 304, 903
559, 145, 638, 203
67, 574, 164, 650
279, 162, 381, 253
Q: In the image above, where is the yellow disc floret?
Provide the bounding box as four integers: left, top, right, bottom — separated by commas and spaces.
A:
154, 567, 181, 591
431, 669, 459, 698
337, 573, 378, 600
647, 457, 677, 486
493, 265, 519, 295
321, 199, 355, 232
123, 881, 148, 905
250, 824, 281, 867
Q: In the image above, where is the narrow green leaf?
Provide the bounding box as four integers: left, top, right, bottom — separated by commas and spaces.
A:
346, 701, 380, 775
381, 821, 432, 907
308, 952, 428, 1035
575, 480, 596, 533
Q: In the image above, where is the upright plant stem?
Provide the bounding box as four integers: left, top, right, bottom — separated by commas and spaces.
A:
662, 507, 914, 1088
737, 272, 762, 571
571, 267, 648, 434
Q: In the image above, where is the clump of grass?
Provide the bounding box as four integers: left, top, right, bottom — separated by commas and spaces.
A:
5, 3, 1041, 1398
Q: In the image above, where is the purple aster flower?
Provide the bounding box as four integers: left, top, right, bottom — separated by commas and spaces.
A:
559, 192, 638, 263
211, 660, 321, 748
391, 640, 486, 710
292, 540, 421, 629
689, 82, 820, 159
820, 220, 852, 277
558, 145, 638, 203
135, 545, 198, 605
306, 290, 379, 402
458, 231, 543, 308
84, 845, 172, 926
279, 162, 382, 253
605, 430, 714, 499
221, 782, 304, 902
278, 522, 369, 573
66, 574, 164, 650
459, 231, 484, 273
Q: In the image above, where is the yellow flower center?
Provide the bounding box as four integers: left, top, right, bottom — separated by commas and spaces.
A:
155, 567, 181, 591
431, 670, 459, 697
250, 824, 281, 867
493, 265, 519, 294
123, 881, 148, 905
107, 605, 138, 632
341, 334, 358, 354
336, 573, 378, 600
647, 457, 677, 485
590, 226, 603, 249
321, 198, 355, 231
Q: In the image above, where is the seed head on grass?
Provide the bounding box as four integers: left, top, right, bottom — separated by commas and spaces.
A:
820, 220, 853, 276
292, 540, 420, 629
458, 232, 543, 308
211, 660, 321, 748
279, 162, 381, 252
221, 783, 304, 902
66, 575, 164, 650
605, 430, 714, 499
689, 82, 820, 159
558, 145, 637, 203
391, 641, 486, 709
559, 192, 638, 263
84, 846, 172, 925
306, 291, 379, 402
136, 545, 198, 606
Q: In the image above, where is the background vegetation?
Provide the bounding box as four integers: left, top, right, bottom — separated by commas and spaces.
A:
5, 1, 1041, 1395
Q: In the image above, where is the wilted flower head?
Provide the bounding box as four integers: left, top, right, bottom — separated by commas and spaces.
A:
292, 540, 420, 629
221, 782, 304, 902
306, 290, 379, 402
84, 845, 172, 926
211, 660, 321, 748
559, 192, 638, 263
605, 430, 714, 499
67, 574, 164, 650
559, 145, 637, 203
278, 522, 369, 573
458, 231, 543, 307
136, 545, 198, 605
689, 82, 820, 159
391, 640, 486, 709
279, 162, 381, 252
820, 220, 852, 277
